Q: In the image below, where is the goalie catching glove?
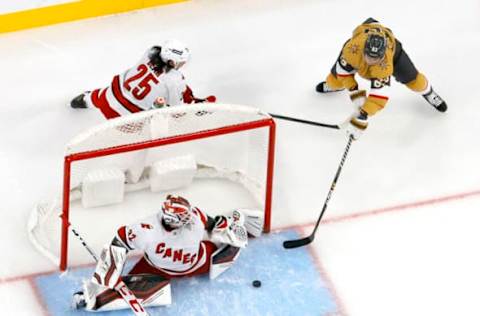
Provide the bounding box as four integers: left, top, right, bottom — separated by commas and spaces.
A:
209, 209, 264, 248
235, 208, 264, 237
210, 210, 248, 248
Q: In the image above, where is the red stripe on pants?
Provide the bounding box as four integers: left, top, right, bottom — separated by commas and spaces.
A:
111, 76, 143, 114
90, 88, 121, 119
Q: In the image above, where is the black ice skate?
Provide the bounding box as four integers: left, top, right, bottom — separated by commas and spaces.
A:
72, 291, 86, 310
316, 81, 345, 93
70, 92, 89, 109
423, 87, 447, 112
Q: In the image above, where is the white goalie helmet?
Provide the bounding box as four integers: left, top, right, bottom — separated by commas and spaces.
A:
161, 195, 193, 228
160, 39, 191, 69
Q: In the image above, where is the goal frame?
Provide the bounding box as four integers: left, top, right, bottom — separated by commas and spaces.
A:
59, 118, 276, 271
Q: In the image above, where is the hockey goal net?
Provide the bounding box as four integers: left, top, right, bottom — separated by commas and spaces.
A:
28, 103, 275, 271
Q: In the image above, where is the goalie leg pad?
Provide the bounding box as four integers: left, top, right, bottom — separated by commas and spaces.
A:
92, 245, 127, 289
82, 274, 171, 312
209, 244, 242, 280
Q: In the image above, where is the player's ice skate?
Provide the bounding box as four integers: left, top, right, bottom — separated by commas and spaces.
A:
423, 87, 448, 112
315, 81, 345, 93
70, 92, 89, 109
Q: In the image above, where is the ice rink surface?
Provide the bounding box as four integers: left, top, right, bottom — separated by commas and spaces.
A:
1, 0, 480, 315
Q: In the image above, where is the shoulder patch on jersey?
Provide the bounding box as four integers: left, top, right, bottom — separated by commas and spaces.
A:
347, 44, 361, 55
116, 226, 132, 249
338, 56, 355, 72
127, 228, 137, 242
371, 77, 391, 89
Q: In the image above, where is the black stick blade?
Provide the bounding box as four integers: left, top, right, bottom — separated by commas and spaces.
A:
283, 236, 313, 249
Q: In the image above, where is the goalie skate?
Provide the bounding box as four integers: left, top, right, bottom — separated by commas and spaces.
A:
71, 291, 86, 310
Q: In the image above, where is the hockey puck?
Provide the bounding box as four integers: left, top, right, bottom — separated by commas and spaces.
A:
252, 280, 261, 288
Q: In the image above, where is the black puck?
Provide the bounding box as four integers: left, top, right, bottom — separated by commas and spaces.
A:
252, 280, 261, 288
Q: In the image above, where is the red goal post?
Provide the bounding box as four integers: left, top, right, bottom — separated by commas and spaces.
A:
29, 103, 275, 271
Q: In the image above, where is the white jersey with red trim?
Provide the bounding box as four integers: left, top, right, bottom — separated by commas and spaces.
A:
86, 48, 188, 119
117, 207, 210, 275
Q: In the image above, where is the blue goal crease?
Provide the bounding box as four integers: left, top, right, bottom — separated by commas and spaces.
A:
34, 230, 339, 316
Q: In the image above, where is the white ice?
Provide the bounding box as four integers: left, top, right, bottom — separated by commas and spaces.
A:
1, 0, 480, 315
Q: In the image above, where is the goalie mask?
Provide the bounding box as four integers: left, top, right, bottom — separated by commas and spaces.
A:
161, 195, 193, 228
160, 39, 190, 70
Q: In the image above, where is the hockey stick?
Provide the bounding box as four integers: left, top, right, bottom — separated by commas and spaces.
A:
69, 224, 149, 316
269, 113, 340, 130
283, 135, 354, 249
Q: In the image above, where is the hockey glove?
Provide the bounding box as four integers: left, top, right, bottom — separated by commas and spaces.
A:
349, 88, 367, 109
183, 85, 216, 104
152, 96, 167, 109
345, 109, 368, 140
193, 95, 216, 103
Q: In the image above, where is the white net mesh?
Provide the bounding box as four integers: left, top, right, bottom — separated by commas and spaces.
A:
28, 104, 274, 268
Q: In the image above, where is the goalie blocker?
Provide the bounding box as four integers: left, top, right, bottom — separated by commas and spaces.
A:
73, 195, 264, 312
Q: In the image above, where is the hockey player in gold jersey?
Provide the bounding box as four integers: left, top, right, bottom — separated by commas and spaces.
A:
316, 18, 447, 140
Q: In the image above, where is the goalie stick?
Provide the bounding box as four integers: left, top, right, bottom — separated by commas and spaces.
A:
69, 224, 149, 316
269, 113, 340, 130
283, 135, 354, 249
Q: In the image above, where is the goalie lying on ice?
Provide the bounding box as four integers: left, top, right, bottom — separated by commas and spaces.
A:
72, 194, 264, 312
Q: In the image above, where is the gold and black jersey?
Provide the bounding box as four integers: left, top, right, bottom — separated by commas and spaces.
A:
341, 23, 396, 80
326, 19, 398, 116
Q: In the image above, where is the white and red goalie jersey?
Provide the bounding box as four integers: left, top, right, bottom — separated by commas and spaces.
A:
116, 207, 211, 276
75, 204, 263, 312
85, 47, 210, 119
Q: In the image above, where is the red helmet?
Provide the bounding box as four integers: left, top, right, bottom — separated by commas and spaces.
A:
161, 195, 192, 228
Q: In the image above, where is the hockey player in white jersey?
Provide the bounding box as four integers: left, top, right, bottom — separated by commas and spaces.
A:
70, 39, 216, 119
72, 195, 263, 312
